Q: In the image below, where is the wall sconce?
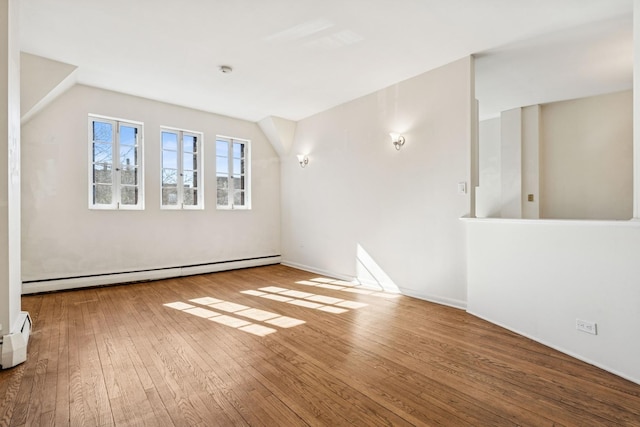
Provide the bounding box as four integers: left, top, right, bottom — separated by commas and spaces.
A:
390, 133, 405, 150
297, 154, 309, 168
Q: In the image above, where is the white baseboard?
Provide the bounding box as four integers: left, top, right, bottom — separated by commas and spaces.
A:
282, 259, 467, 309
467, 309, 640, 386
22, 256, 281, 294
281, 260, 356, 283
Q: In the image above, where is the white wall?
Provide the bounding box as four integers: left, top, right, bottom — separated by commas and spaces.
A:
21, 85, 281, 286
0, 0, 22, 336
476, 118, 501, 218
466, 218, 640, 384
540, 90, 633, 220
281, 57, 473, 308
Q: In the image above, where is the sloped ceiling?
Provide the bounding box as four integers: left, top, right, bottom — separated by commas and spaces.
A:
20, 0, 633, 122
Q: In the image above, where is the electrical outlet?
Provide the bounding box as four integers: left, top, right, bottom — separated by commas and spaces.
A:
576, 319, 597, 335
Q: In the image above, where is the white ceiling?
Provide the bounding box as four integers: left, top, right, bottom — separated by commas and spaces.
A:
20, 0, 633, 123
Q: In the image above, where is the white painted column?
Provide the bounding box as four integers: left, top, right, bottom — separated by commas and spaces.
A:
500, 108, 522, 218
0, 0, 23, 340
634, 0, 640, 219
521, 105, 540, 219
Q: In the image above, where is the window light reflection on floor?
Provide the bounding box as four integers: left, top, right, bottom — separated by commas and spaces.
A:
240, 286, 366, 313
163, 296, 307, 337
296, 277, 401, 299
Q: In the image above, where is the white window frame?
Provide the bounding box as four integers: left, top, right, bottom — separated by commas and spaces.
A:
160, 127, 204, 210
88, 114, 144, 210
216, 136, 251, 210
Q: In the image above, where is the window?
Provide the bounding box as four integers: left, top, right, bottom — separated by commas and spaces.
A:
161, 128, 203, 209
216, 136, 250, 209
89, 115, 143, 209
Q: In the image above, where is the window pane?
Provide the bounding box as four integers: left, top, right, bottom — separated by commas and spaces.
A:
183, 170, 195, 188
162, 187, 178, 205
93, 164, 112, 184
233, 190, 245, 206
93, 143, 112, 164
163, 150, 177, 169
216, 140, 229, 156
183, 188, 197, 206
93, 121, 113, 143
232, 142, 244, 159
183, 135, 197, 153
217, 177, 228, 206
233, 176, 245, 191
233, 158, 243, 175
162, 168, 178, 185
120, 126, 138, 146
121, 167, 138, 185
216, 157, 228, 174
183, 153, 197, 171
121, 186, 138, 205
120, 145, 137, 168
94, 184, 112, 204
162, 132, 178, 150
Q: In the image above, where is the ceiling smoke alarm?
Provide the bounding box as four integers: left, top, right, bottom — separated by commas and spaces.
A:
219, 65, 233, 74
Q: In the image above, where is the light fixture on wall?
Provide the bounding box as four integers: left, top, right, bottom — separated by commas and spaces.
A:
297, 154, 309, 168
390, 133, 405, 150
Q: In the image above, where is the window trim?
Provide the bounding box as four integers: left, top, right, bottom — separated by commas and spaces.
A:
216, 135, 251, 210
88, 114, 145, 210
160, 126, 204, 210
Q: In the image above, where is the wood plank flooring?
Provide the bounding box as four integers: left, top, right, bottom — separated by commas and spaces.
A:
1, 264, 639, 426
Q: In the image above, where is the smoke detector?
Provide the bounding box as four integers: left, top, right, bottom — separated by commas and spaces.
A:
219, 65, 233, 74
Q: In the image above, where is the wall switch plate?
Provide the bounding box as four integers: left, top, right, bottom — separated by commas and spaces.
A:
576, 319, 597, 335
457, 182, 466, 195
527, 194, 534, 202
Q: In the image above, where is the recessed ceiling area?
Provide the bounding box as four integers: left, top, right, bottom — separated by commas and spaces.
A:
19, 0, 633, 122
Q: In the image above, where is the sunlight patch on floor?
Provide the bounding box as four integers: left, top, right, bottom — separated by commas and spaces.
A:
239, 286, 367, 313
296, 277, 401, 299
164, 302, 196, 310
184, 307, 221, 318
163, 297, 306, 337
207, 301, 250, 313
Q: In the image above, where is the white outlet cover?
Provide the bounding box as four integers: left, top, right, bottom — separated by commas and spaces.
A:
576, 319, 597, 335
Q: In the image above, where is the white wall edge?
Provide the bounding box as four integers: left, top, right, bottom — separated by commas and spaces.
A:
282, 260, 466, 309
401, 289, 467, 311
22, 256, 281, 294
460, 216, 640, 227
281, 260, 355, 283
21, 70, 77, 125
467, 309, 640, 386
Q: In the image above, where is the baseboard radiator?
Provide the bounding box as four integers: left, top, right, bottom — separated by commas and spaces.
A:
22, 255, 282, 294
1, 311, 32, 369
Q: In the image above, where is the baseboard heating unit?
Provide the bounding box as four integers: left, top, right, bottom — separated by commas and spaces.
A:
22, 255, 282, 294
1, 311, 32, 369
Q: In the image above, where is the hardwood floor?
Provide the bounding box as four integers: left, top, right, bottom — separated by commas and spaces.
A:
1, 265, 639, 426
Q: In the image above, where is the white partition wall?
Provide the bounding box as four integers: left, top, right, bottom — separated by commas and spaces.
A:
0, 0, 29, 368
464, 0, 640, 385
635, 0, 640, 219
466, 218, 640, 384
